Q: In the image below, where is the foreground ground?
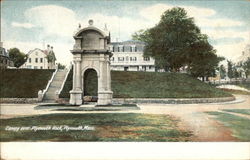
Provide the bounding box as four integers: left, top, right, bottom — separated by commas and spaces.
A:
0, 113, 191, 141
0, 94, 249, 141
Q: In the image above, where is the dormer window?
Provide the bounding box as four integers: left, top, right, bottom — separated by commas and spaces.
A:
118, 46, 123, 52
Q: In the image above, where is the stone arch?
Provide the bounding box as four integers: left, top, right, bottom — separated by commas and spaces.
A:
82, 68, 98, 99
81, 66, 100, 96
82, 66, 100, 78
74, 27, 106, 38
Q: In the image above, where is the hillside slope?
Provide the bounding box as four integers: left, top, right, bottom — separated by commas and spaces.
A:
60, 70, 231, 98
0, 69, 54, 98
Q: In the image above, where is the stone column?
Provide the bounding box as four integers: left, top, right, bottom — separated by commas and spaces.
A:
69, 56, 83, 105
97, 54, 113, 106
99, 56, 104, 91
107, 58, 111, 91
72, 60, 77, 90
75, 58, 82, 91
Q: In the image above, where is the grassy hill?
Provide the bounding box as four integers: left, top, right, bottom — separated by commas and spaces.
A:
0, 69, 54, 98
60, 70, 232, 98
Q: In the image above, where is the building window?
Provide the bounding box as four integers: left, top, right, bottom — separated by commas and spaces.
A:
40, 58, 43, 63
34, 66, 38, 69
118, 46, 124, 52
40, 66, 43, 69
111, 57, 114, 61
126, 56, 129, 61
35, 58, 38, 63
118, 57, 124, 61
130, 57, 137, 61
29, 58, 31, 63
144, 57, 150, 61
130, 46, 133, 52
113, 46, 114, 52
135, 46, 137, 52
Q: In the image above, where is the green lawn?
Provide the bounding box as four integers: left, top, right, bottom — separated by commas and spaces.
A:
206, 111, 250, 141
220, 88, 250, 95
223, 109, 250, 116
0, 113, 192, 142
60, 70, 231, 98
0, 69, 54, 98
239, 83, 250, 90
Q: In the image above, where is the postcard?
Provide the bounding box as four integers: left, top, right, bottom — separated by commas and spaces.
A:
0, 0, 250, 159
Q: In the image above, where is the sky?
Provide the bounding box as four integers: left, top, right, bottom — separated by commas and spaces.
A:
1, 0, 250, 65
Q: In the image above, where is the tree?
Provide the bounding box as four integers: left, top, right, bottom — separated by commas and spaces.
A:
132, 7, 222, 78
227, 60, 234, 79
219, 64, 226, 79
242, 58, 250, 78
8, 48, 27, 68
188, 35, 223, 80
57, 63, 66, 69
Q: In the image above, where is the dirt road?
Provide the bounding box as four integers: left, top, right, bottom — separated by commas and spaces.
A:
1, 94, 249, 141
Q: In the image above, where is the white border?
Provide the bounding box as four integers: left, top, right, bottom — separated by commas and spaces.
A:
1, 142, 250, 160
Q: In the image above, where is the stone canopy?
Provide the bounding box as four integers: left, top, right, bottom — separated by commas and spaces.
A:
69, 20, 113, 106
72, 21, 110, 52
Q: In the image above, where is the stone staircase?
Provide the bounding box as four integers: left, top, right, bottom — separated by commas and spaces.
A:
43, 69, 68, 103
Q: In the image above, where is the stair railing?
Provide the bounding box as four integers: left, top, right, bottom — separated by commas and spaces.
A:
38, 64, 59, 102
55, 63, 73, 100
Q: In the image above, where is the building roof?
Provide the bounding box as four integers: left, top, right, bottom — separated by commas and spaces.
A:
0, 47, 9, 57
27, 48, 47, 56
110, 40, 145, 45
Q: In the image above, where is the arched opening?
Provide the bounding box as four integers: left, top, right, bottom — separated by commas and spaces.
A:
83, 68, 98, 102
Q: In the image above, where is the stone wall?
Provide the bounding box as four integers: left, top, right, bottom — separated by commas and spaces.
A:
0, 98, 38, 103
112, 97, 235, 104
56, 96, 235, 105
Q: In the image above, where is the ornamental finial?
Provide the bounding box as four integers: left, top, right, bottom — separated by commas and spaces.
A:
88, 19, 94, 26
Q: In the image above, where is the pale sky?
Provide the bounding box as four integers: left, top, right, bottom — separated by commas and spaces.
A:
1, 0, 250, 65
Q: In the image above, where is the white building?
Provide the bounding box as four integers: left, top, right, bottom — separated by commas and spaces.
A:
21, 45, 56, 69
236, 44, 250, 64
109, 40, 155, 72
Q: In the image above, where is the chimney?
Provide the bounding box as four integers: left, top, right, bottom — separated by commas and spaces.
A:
47, 44, 50, 51
104, 23, 108, 31
0, 42, 3, 48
